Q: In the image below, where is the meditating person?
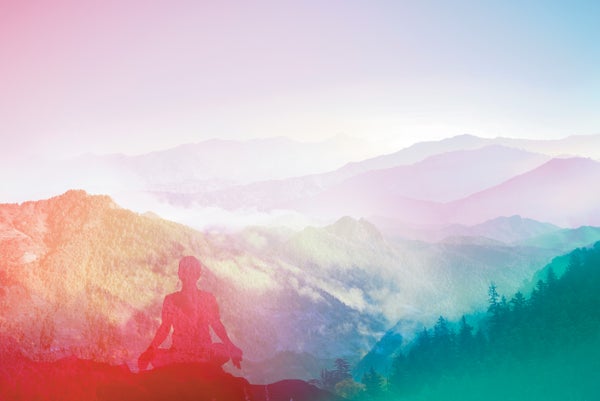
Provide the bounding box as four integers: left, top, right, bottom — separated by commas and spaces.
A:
138, 256, 243, 370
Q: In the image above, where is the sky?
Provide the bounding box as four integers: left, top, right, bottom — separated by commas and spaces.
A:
1, 0, 599, 160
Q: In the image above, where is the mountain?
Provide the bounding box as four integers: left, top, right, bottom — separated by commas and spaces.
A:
333, 145, 549, 203
7, 133, 600, 232
286, 157, 600, 227
446, 157, 600, 226
334, 134, 492, 177
3, 191, 598, 384
354, 236, 600, 377
325, 133, 600, 182
355, 228, 600, 375
274, 216, 575, 329
160, 144, 549, 215
375, 242, 600, 401
371, 215, 562, 243
495, 133, 600, 159
6, 133, 600, 227
0, 136, 376, 204
134, 135, 600, 229
0, 191, 386, 383
465, 215, 562, 243
116, 136, 378, 189
516, 225, 600, 253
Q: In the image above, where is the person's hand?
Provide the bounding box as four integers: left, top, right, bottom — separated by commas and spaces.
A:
227, 344, 243, 369
138, 346, 156, 371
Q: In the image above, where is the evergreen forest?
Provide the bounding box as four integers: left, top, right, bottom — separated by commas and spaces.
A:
319, 242, 600, 400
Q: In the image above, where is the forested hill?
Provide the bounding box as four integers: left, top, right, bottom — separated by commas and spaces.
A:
356, 242, 600, 401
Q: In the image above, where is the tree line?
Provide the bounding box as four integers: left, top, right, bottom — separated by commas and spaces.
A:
316, 242, 600, 400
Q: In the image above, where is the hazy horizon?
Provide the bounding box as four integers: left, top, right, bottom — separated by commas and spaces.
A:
2, 1, 599, 161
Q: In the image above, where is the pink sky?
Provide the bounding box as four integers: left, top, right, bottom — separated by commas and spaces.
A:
1, 1, 599, 160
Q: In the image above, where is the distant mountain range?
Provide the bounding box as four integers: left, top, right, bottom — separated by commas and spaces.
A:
165, 145, 547, 210
323, 145, 549, 203
371, 215, 561, 244
0, 135, 376, 203
445, 157, 600, 226
4, 133, 600, 230
337, 133, 600, 176
282, 156, 600, 227
138, 135, 600, 229
110, 135, 378, 189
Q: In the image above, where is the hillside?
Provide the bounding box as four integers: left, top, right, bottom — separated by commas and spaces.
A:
350, 224, 600, 379
0, 190, 222, 361
447, 157, 600, 226
317, 145, 548, 203
347, 242, 600, 401
370, 215, 561, 243
0, 347, 341, 401
286, 157, 600, 227
2, 191, 597, 385
0, 191, 386, 382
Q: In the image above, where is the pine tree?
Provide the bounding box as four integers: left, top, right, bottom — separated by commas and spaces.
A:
361, 367, 385, 399
389, 353, 410, 394
510, 291, 526, 312
333, 358, 352, 382
546, 267, 557, 288
488, 283, 499, 312
487, 284, 507, 340
433, 316, 455, 368
457, 315, 474, 358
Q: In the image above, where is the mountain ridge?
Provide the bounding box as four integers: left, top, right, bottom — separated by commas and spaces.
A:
4, 190, 600, 383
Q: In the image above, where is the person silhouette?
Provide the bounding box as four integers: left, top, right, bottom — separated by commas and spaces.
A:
138, 256, 243, 371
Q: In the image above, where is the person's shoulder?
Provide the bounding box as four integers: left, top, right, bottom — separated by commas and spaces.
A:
197, 290, 217, 302
164, 292, 179, 304
197, 290, 219, 308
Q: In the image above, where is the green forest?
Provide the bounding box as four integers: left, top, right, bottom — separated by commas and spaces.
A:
319, 242, 600, 400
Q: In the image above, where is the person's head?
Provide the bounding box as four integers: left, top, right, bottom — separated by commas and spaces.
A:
178, 256, 202, 284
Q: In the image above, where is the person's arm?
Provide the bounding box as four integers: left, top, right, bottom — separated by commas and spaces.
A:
138, 297, 173, 370
148, 299, 173, 349
209, 295, 243, 368
211, 318, 238, 349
